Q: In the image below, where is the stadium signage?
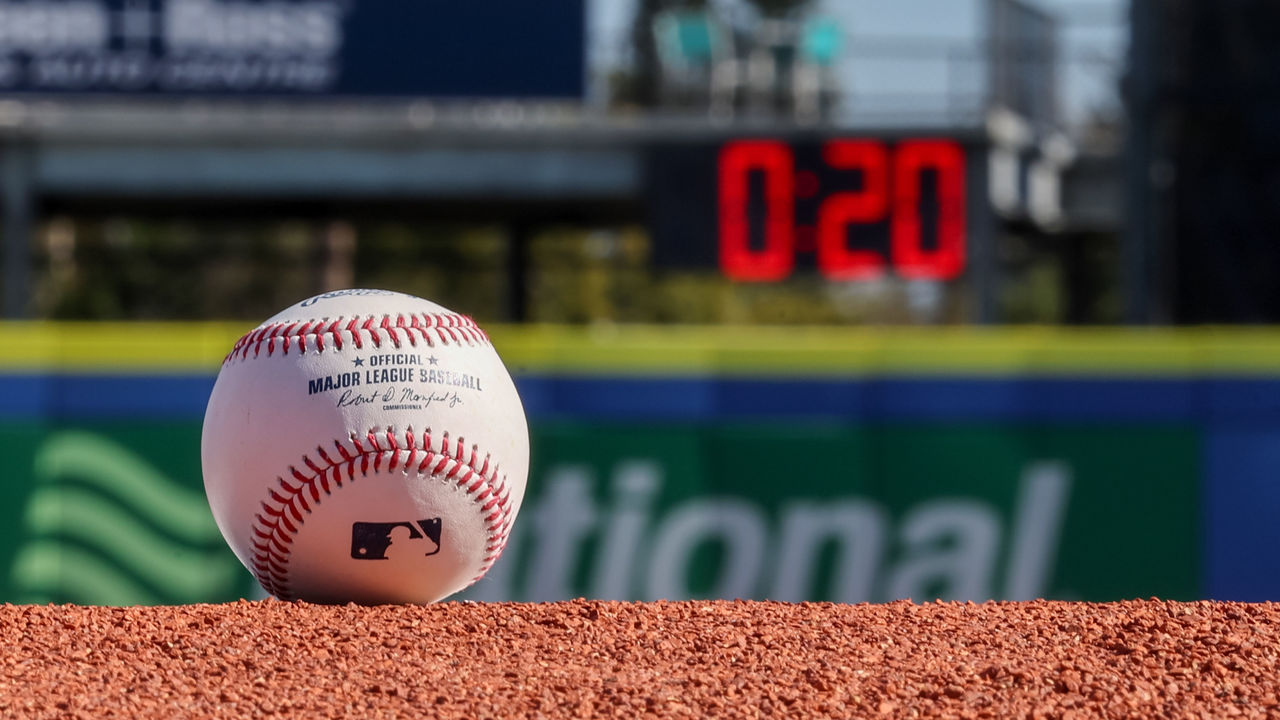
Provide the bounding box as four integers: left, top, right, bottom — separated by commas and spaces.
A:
0, 0, 585, 97
467, 459, 1072, 604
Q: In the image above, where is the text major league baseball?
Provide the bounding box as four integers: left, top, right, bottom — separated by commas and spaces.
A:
307, 353, 485, 395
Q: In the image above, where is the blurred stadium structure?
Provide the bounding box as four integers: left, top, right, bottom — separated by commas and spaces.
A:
1, 0, 1279, 606
0, 0, 1127, 325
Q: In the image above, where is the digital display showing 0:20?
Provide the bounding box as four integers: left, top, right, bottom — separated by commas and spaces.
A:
646, 137, 972, 283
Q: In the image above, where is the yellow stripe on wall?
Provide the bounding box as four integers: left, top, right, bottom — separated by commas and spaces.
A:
487, 325, 1280, 377
2, 322, 1280, 377
0, 323, 248, 373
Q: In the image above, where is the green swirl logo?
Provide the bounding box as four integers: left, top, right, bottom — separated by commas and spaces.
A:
9, 431, 243, 605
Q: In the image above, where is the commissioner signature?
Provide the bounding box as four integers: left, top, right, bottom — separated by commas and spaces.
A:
335, 387, 463, 411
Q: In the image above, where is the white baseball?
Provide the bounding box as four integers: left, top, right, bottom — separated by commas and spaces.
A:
201, 289, 529, 604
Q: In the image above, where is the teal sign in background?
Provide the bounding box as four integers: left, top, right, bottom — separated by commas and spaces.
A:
458, 423, 1201, 603
0, 418, 1200, 605
0, 422, 243, 604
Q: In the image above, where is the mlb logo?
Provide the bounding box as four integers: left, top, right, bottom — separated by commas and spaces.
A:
350, 519, 442, 560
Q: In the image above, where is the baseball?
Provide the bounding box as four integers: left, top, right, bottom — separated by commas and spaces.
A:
201, 289, 529, 604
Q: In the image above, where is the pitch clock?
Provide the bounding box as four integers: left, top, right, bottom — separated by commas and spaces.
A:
646, 136, 979, 282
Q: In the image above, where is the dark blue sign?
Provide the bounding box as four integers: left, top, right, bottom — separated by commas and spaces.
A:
0, 0, 585, 98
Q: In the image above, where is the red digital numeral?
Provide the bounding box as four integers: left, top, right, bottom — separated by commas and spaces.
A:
718, 138, 966, 282
816, 140, 889, 280
718, 140, 795, 281
892, 140, 966, 280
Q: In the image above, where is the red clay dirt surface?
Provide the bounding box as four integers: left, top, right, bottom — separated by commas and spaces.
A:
0, 598, 1278, 719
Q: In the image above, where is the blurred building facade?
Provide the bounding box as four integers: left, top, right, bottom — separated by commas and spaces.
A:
1127, 0, 1280, 323
0, 0, 1133, 326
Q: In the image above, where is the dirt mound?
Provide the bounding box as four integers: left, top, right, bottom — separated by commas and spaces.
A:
1, 598, 1276, 718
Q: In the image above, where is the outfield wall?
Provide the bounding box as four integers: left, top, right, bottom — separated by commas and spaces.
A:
0, 324, 1276, 604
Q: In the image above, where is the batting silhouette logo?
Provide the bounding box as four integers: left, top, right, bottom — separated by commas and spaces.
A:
350, 519, 443, 560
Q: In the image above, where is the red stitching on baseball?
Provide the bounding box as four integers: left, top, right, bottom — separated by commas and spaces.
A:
224, 313, 490, 365
248, 427, 512, 601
